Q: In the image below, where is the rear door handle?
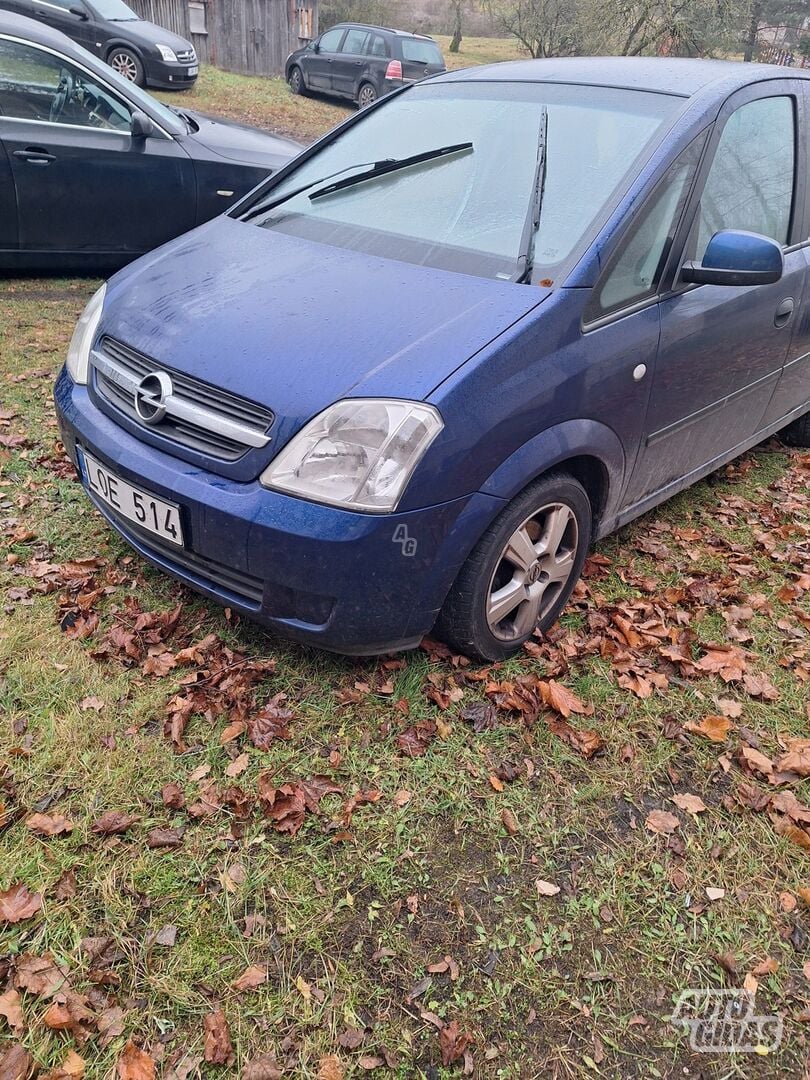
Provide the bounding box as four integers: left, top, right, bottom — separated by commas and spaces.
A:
775, 297, 794, 327
14, 148, 56, 165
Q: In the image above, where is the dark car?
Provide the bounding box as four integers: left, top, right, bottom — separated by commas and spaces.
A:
56, 57, 810, 661
0, 0, 197, 87
0, 13, 300, 270
286, 22, 445, 108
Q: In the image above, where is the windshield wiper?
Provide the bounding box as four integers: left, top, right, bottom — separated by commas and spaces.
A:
242, 142, 473, 223
308, 142, 473, 201
512, 107, 548, 284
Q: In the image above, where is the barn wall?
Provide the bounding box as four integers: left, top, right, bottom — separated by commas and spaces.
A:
128, 0, 318, 74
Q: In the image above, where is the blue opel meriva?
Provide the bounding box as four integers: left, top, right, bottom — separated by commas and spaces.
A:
55, 57, 810, 661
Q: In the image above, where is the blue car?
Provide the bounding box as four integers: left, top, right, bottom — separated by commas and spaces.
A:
55, 57, 810, 661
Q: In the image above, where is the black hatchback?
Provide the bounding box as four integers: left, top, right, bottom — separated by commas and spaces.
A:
0, 0, 197, 87
286, 23, 446, 108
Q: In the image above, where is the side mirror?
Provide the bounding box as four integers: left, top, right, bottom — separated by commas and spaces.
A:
312, 40, 320, 52
69, 5, 88, 17
681, 229, 784, 287
130, 110, 154, 139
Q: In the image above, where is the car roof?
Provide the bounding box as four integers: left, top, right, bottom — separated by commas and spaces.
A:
439, 55, 810, 97
0, 9, 79, 50
331, 22, 435, 41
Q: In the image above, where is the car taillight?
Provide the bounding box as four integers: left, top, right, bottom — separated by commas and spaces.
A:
385, 59, 403, 80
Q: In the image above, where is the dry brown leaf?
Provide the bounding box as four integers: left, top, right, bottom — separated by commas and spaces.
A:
0, 883, 42, 924
670, 793, 707, 815
317, 1055, 345, 1080
14, 953, 69, 998
241, 1053, 283, 1080
645, 809, 680, 835
752, 957, 779, 977
0, 988, 25, 1034
439, 1019, 472, 1066
535, 879, 560, 897
117, 1041, 156, 1080
684, 715, 732, 743
225, 753, 250, 779
538, 679, 593, 717
25, 812, 73, 837
501, 808, 520, 835
91, 811, 137, 835
0, 1044, 34, 1080
231, 965, 268, 993
203, 1009, 235, 1066
740, 746, 773, 776
705, 887, 725, 901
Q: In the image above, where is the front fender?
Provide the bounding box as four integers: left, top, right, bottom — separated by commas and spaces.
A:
478, 418, 626, 537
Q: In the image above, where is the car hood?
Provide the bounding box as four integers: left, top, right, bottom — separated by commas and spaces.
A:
182, 111, 301, 169
111, 19, 193, 54
102, 215, 548, 445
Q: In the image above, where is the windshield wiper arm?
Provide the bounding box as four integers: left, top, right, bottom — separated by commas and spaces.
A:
242, 158, 398, 221
309, 142, 473, 201
512, 107, 548, 284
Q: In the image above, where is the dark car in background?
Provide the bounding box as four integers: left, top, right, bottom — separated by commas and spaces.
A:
0, 0, 197, 87
286, 23, 445, 108
0, 13, 299, 269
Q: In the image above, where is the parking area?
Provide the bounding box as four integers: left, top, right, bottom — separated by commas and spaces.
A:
1, 58, 810, 1080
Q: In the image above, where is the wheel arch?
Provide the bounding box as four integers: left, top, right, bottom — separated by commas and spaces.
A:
106, 40, 146, 64
477, 419, 626, 539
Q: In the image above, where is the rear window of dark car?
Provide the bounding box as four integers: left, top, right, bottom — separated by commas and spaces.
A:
400, 39, 443, 65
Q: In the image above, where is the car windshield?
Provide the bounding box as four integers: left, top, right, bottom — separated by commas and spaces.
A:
401, 39, 443, 65
90, 0, 139, 20
243, 81, 681, 281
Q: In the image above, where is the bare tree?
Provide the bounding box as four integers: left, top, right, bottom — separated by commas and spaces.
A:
486, 0, 583, 56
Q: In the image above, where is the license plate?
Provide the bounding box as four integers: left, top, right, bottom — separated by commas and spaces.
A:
80, 449, 184, 547
187, 65, 198, 76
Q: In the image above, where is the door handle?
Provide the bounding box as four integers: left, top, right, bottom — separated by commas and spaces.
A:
774, 297, 794, 328
14, 148, 56, 165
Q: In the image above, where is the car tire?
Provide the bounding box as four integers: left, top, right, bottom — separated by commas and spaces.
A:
108, 47, 144, 86
435, 473, 592, 663
779, 410, 810, 447
358, 82, 378, 108
288, 66, 307, 96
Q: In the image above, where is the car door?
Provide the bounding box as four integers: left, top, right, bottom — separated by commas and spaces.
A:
30, 0, 96, 51
303, 27, 345, 93
0, 36, 195, 257
331, 27, 369, 98
623, 82, 807, 507
0, 136, 17, 252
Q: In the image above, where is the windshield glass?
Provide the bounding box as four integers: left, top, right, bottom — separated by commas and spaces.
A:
90, 0, 139, 19
98, 57, 184, 131
243, 82, 681, 281
401, 39, 444, 65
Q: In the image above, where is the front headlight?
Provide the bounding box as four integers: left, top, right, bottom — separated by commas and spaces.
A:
66, 284, 106, 385
156, 44, 178, 62
261, 398, 443, 513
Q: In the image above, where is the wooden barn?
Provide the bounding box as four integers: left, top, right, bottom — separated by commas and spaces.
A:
129, 0, 318, 76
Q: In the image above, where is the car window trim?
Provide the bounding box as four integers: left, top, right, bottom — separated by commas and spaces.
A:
32, 0, 78, 13
0, 32, 174, 139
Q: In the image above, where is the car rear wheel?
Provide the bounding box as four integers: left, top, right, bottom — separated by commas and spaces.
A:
435, 473, 591, 662
288, 66, 307, 96
358, 82, 377, 108
779, 410, 810, 447
108, 47, 144, 86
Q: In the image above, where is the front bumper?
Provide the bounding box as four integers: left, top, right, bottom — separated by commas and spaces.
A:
146, 57, 199, 89
55, 368, 504, 654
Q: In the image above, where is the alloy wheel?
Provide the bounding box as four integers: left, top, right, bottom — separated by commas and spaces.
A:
358, 85, 377, 108
485, 502, 578, 641
110, 52, 138, 81
290, 68, 302, 93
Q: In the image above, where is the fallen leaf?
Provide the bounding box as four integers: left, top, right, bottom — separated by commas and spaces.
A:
79, 696, 105, 712
91, 811, 137, 835
501, 808, 520, 835
752, 957, 779, 977
203, 1009, 234, 1066
535, 879, 560, 897
705, 887, 725, 901
146, 827, 184, 849
14, 953, 69, 998
0, 883, 42, 924
645, 810, 680, 835
117, 1041, 156, 1080
0, 1044, 34, 1080
0, 988, 24, 1034
538, 679, 593, 717
670, 794, 707, 816
317, 1055, 345, 1080
684, 715, 732, 743
779, 892, 797, 913
439, 1019, 472, 1066
393, 789, 412, 807
225, 753, 250, 779
242, 1053, 283, 1079
232, 965, 268, 993
26, 812, 73, 837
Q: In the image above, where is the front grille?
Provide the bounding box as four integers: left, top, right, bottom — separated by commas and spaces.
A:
92, 493, 265, 608
176, 48, 196, 64
92, 338, 273, 462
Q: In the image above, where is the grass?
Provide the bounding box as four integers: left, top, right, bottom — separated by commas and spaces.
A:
1, 60, 810, 1080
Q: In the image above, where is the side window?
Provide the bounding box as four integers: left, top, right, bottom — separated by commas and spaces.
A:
340, 29, 370, 55
696, 96, 795, 258
0, 40, 131, 130
367, 34, 388, 57
590, 138, 703, 319
318, 28, 345, 52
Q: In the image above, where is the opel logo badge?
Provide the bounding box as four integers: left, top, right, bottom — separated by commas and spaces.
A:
134, 371, 172, 425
